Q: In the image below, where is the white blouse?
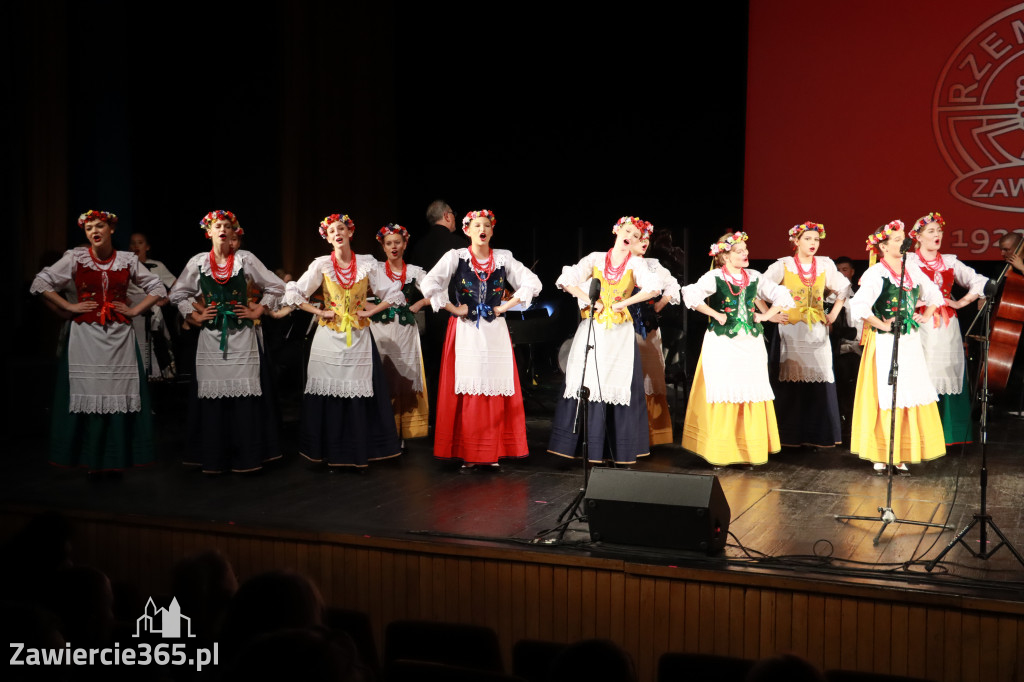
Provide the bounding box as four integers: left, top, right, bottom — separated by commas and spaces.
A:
906, 253, 988, 299
169, 250, 285, 316
762, 256, 852, 301
374, 262, 428, 302
31, 247, 168, 299
420, 248, 542, 311
284, 254, 403, 308
637, 258, 681, 305
849, 262, 944, 323
555, 251, 661, 309
682, 268, 795, 311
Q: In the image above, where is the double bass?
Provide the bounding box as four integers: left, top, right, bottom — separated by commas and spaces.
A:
988, 235, 1024, 396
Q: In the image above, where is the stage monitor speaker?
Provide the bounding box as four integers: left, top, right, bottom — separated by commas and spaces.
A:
584, 469, 731, 555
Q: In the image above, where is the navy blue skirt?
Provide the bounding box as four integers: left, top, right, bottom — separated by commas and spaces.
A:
185, 337, 281, 473
299, 335, 401, 467
772, 378, 842, 447
547, 340, 650, 464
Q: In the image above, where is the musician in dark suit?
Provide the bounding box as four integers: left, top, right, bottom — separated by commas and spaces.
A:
407, 200, 467, 416
827, 256, 861, 441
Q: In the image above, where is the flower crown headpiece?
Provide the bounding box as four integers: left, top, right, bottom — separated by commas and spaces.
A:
78, 210, 118, 228
865, 220, 904, 252
789, 221, 826, 241
708, 231, 748, 257
909, 212, 945, 241
613, 216, 639, 233
376, 223, 409, 242
462, 210, 496, 231
199, 210, 243, 235
612, 216, 655, 240
319, 213, 355, 239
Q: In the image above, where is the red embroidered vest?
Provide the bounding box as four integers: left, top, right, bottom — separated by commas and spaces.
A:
73, 266, 130, 325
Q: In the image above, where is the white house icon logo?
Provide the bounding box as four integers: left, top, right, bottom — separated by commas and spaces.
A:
133, 597, 196, 638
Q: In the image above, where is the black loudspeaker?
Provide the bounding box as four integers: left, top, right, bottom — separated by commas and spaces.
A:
584, 469, 731, 555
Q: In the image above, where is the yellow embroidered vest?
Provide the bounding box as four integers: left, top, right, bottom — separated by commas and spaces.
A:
783, 265, 826, 329
319, 273, 370, 344
581, 266, 635, 328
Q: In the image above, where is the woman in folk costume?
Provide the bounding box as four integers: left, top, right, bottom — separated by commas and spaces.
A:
31, 210, 168, 471
547, 217, 664, 464
285, 214, 402, 468
628, 227, 681, 446
850, 220, 945, 473
906, 212, 987, 445
369, 223, 430, 441
420, 209, 542, 468
680, 232, 794, 466
762, 221, 851, 448
169, 210, 286, 473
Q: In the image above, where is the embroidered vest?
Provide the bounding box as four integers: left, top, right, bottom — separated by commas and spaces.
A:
915, 255, 956, 325
581, 267, 635, 329
73, 265, 130, 326
319, 273, 370, 346
628, 285, 658, 337
454, 259, 508, 324
871, 276, 921, 335
371, 278, 418, 326
707, 274, 761, 338
783, 265, 827, 329
199, 271, 253, 333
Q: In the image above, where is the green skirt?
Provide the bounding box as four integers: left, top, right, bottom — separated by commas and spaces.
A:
49, 335, 155, 471
937, 370, 974, 446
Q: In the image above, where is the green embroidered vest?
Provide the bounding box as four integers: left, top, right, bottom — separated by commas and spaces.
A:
871, 276, 921, 335
199, 271, 253, 332
370, 278, 418, 326
707, 275, 761, 338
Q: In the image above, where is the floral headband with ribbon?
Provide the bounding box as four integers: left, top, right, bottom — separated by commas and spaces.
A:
865, 219, 904, 252
199, 210, 243, 236
789, 221, 826, 241
708, 231, 748, 257
319, 213, 355, 239
78, 210, 118, 228
908, 212, 945, 241
462, 210, 496, 232
376, 223, 410, 242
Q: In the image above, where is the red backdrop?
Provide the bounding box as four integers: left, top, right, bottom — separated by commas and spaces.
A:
745, 0, 1024, 260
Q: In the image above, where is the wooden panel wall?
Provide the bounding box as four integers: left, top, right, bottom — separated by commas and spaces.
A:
3, 509, 1023, 682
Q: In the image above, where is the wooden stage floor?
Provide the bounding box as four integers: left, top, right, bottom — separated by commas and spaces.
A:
4, 379, 1024, 602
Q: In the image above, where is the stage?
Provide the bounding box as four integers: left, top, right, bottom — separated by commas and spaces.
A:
3, 378, 1024, 681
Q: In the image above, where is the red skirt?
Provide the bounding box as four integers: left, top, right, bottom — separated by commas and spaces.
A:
433, 316, 529, 463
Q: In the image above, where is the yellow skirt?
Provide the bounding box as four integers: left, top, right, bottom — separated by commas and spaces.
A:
391, 354, 430, 440
850, 329, 945, 464
681, 353, 780, 466
647, 394, 673, 446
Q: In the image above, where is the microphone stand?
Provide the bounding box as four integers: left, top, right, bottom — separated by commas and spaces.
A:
926, 275, 1024, 569
836, 245, 952, 544
541, 283, 601, 543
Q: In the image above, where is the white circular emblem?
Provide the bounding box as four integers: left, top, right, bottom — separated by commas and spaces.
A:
934, 4, 1024, 213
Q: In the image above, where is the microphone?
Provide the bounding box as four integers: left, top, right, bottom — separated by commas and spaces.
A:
588, 278, 602, 305
900, 237, 915, 255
